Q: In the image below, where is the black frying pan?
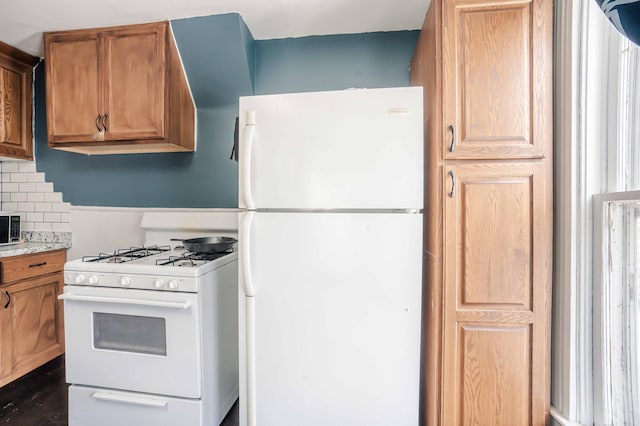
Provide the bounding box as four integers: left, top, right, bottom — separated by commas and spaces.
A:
170, 237, 237, 253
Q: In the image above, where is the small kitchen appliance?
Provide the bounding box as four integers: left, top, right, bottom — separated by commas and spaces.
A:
0, 212, 21, 245
61, 211, 239, 426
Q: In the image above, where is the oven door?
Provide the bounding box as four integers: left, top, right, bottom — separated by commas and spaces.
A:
60, 285, 202, 398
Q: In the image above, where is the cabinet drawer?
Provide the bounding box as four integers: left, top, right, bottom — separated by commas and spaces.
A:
1, 250, 66, 283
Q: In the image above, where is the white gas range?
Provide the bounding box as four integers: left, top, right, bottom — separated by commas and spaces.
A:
60, 212, 239, 426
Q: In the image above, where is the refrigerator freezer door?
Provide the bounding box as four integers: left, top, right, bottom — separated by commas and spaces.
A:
238, 87, 423, 210
238, 211, 422, 426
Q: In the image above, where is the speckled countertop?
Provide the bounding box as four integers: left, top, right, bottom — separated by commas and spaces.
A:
0, 241, 70, 258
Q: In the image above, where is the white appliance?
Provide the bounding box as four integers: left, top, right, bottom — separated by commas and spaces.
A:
61, 211, 239, 426
238, 87, 423, 426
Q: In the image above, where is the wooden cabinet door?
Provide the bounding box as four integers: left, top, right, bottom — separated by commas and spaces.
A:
0, 289, 12, 380
45, 31, 103, 143
5, 273, 64, 381
102, 23, 166, 141
0, 45, 36, 160
0, 67, 23, 146
442, 0, 551, 159
442, 162, 551, 425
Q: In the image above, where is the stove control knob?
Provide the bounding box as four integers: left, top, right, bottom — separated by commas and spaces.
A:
88, 275, 99, 285
74, 274, 86, 284
154, 279, 165, 289
120, 277, 131, 287
168, 280, 179, 290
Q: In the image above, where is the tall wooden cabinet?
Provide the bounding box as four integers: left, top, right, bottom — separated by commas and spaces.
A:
0, 41, 38, 160
410, 0, 552, 424
43, 21, 195, 155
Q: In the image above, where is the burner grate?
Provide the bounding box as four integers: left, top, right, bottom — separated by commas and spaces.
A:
83, 245, 171, 263
155, 249, 233, 267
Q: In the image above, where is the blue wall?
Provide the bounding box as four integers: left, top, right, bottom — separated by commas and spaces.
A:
34, 20, 419, 208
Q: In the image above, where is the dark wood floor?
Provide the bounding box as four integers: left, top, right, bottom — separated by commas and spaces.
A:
0, 355, 240, 425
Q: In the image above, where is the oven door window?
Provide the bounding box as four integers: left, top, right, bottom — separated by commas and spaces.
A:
93, 313, 167, 356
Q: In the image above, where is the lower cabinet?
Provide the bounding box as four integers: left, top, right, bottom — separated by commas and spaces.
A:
442, 162, 551, 425
0, 250, 66, 387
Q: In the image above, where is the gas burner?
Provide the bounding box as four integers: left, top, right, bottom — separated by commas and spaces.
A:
83, 245, 171, 263
188, 250, 234, 261
155, 249, 234, 267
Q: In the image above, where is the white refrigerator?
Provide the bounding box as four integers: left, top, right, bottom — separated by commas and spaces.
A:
237, 87, 423, 426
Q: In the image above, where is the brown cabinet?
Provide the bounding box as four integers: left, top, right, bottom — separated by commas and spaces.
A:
0, 250, 66, 388
410, 0, 552, 424
0, 41, 38, 160
44, 22, 195, 155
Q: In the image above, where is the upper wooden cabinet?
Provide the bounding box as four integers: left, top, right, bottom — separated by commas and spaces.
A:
44, 22, 195, 155
0, 41, 38, 160
442, 0, 551, 160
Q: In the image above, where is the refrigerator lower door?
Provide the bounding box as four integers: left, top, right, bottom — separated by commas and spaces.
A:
239, 211, 422, 426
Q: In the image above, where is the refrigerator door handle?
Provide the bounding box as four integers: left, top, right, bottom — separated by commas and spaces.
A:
241, 110, 256, 209
240, 211, 255, 297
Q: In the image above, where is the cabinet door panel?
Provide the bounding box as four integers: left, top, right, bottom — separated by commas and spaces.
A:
0, 297, 12, 380
0, 67, 22, 145
45, 33, 102, 143
103, 24, 165, 140
0, 46, 35, 160
443, 162, 550, 425
443, 0, 549, 159
10, 276, 61, 364
459, 323, 531, 425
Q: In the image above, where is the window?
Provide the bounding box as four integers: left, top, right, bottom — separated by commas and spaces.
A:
594, 192, 640, 425
593, 18, 640, 426
551, 2, 640, 425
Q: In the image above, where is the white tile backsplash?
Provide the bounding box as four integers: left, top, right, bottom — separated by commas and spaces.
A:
11, 193, 27, 202
27, 192, 44, 202
44, 212, 61, 222
18, 202, 35, 212
10, 173, 28, 183
19, 183, 36, 192
36, 182, 53, 192
18, 163, 36, 173
0, 162, 71, 241
35, 202, 53, 212
44, 193, 62, 203
26, 212, 44, 222
34, 222, 52, 231
27, 173, 45, 183
2, 183, 18, 192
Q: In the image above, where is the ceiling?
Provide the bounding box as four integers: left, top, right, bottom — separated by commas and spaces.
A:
0, 0, 430, 58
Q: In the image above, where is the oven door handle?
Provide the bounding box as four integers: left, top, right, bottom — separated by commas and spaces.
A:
58, 294, 192, 309
91, 391, 168, 408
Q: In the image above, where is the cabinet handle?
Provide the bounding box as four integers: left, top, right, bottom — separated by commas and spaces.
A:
102, 113, 108, 132
3, 291, 10, 309
28, 262, 47, 268
448, 125, 455, 152
96, 114, 103, 132
449, 170, 455, 198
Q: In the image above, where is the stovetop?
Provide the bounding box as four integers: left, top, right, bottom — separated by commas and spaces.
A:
64, 243, 238, 280
81, 245, 233, 267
